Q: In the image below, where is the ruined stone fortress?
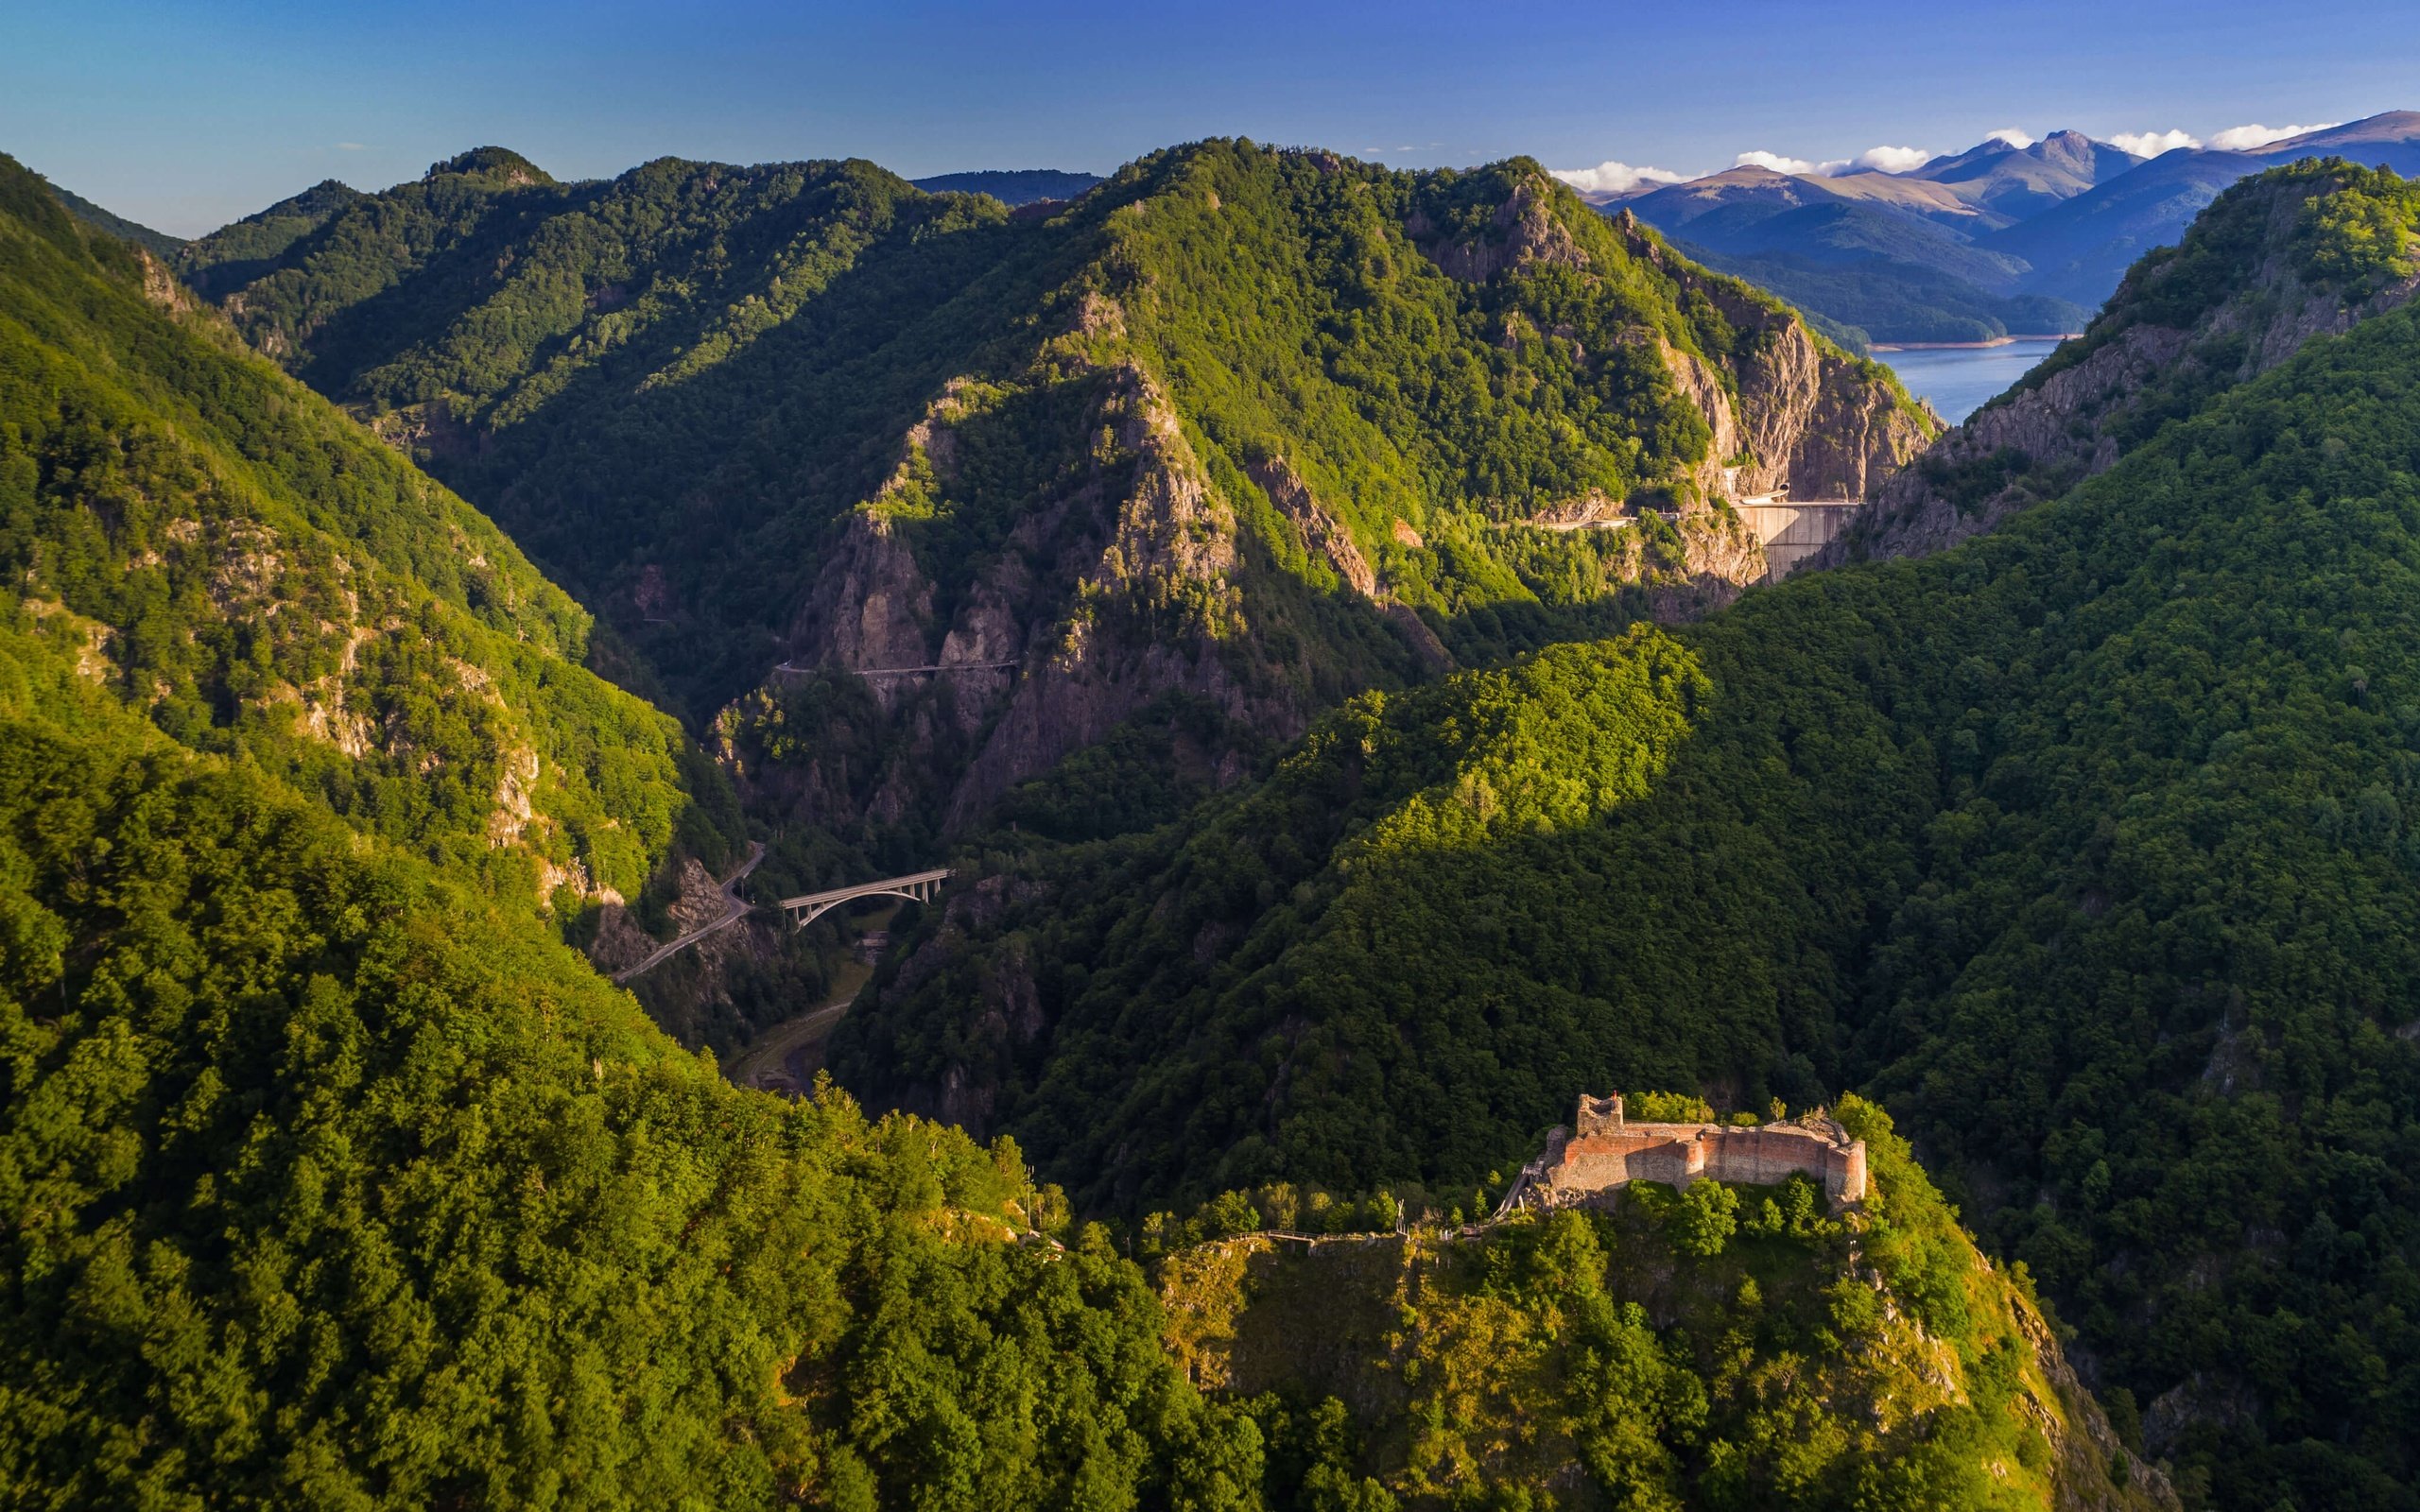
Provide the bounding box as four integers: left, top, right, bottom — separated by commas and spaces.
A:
1498, 1094, 1869, 1216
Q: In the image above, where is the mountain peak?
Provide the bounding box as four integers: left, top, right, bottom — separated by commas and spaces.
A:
2267, 110, 2420, 149
425, 146, 554, 187
1900, 129, 2136, 215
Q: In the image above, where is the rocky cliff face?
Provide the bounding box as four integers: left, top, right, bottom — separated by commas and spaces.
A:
726, 162, 1941, 852
1406, 177, 1591, 283
1609, 213, 1939, 507
590, 852, 838, 1054
755, 320, 1301, 841
1824, 163, 2420, 565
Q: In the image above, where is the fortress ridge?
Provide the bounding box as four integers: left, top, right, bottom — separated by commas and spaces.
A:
1497, 1093, 1869, 1216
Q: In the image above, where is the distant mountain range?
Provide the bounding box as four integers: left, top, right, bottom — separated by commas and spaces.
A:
908, 167, 1102, 204
1594, 111, 2420, 346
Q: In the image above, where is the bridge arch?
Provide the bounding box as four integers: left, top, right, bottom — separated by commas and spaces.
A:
777, 868, 953, 930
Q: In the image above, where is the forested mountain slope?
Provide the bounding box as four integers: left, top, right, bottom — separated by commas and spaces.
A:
6, 151, 875, 1068
0, 160, 1273, 1509
0, 630, 2166, 1507
179, 141, 1931, 863
0, 153, 735, 914
1834, 160, 2420, 563
0, 160, 2150, 1511
0, 631, 1269, 1508
841, 171, 2420, 1510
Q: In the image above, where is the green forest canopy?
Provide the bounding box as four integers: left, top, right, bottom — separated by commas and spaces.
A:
840, 173, 2420, 1512
0, 159, 2135, 1512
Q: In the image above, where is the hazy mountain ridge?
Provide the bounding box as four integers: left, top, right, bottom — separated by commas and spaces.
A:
909, 166, 1104, 204
1617, 111, 2420, 348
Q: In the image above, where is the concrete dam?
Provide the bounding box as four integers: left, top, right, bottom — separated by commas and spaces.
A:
1737, 499, 1861, 581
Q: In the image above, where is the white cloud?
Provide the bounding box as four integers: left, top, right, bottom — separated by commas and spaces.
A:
1852, 145, 1932, 174
1736, 149, 1819, 175
2109, 129, 2202, 158
1551, 159, 1687, 194
1988, 129, 2036, 148
336, 142, 368, 151
2208, 121, 2339, 151
1735, 149, 1863, 178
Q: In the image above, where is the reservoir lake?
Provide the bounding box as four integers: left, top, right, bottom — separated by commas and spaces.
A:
1874, 337, 2072, 424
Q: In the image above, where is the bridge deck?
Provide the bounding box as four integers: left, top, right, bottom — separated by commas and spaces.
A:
777, 868, 954, 913
773, 662, 1017, 679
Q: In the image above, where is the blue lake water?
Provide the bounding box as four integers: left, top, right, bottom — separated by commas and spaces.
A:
1875, 338, 2072, 424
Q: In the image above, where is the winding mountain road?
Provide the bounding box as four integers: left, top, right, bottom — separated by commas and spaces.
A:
611, 841, 767, 985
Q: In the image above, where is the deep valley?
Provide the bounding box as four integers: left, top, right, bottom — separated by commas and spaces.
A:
5, 80, 2419, 1511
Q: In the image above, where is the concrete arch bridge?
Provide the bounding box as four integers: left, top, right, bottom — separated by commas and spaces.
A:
778, 868, 953, 929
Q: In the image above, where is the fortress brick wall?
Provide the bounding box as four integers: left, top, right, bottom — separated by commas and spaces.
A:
1541, 1094, 1867, 1206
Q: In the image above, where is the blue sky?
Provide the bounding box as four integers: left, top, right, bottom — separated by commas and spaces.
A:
6, 0, 2411, 235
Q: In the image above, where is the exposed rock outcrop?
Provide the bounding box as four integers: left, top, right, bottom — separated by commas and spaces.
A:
1407, 178, 1589, 284
1641, 509, 1765, 623
942, 362, 1272, 830
788, 513, 940, 700
131, 248, 196, 315
761, 322, 1292, 841
2014, 1296, 2184, 1512
1249, 457, 1377, 598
